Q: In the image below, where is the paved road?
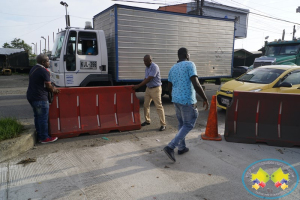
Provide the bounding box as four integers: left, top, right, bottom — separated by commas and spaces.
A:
1, 75, 299, 200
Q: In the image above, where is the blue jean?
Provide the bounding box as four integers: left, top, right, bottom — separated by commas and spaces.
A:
168, 103, 198, 150
29, 101, 50, 141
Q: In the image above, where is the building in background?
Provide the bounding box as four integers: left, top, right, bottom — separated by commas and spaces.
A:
234, 49, 262, 67
158, 1, 249, 39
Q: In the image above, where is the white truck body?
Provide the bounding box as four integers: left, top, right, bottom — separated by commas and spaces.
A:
50, 4, 235, 93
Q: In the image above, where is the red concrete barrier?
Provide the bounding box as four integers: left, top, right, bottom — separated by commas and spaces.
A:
48, 86, 141, 138
225, 91, 300, 147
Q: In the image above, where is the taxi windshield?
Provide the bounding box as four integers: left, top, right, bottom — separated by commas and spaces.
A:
237, 68, 285, 84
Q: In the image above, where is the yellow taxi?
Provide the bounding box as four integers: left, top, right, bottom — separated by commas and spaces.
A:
216, 65, 300, 109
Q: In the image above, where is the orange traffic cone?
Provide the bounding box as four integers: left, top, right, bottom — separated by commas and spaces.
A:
201, 95, 222, 141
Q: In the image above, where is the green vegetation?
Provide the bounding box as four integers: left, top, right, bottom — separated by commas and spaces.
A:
0, 118, 24, 141
2, 38, 32, 55
12, 72, 29, 76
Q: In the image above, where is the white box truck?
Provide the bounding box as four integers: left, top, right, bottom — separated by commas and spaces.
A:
50, 4, 235, 96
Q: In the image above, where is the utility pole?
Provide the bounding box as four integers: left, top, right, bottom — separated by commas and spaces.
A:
196, 0, 199, 15
296, 6, 300, 39
41, 36, 46, 53
200, 0, 204, 16
31, 43, 35, 54
292, 25, 296, 40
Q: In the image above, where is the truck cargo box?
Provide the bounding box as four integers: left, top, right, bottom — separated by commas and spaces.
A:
93, 4, 235, 82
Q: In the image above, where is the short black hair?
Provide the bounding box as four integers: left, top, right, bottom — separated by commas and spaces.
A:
178, 47, 188, 58
36, 54, 48, 64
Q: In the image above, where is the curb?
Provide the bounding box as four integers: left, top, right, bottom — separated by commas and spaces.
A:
0, 125, 36, 163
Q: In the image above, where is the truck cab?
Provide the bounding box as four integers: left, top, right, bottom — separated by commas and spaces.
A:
250, 40, 300, 70
50, 27, 109, 87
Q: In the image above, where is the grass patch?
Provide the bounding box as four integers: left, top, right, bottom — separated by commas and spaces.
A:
0, 117, 24, 141
12, 72, 29, 76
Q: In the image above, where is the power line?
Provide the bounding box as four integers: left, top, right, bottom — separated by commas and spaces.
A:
0, 17, 64, 27
70, 15, 93, 20
0, 11, 60, 18
229, 0, 291, 13
112, 0, 290, 35
17, 16, 63, 38
111, 0, 166, 5
114, 0, 300, 26
213, 0, 300, 25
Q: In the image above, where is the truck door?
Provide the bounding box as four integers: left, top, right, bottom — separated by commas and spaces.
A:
76, 31, 103, 86
63, 30, 105, 86
64, 30, 77, 86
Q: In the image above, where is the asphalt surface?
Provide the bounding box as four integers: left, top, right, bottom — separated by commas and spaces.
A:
0, 75, 299, 200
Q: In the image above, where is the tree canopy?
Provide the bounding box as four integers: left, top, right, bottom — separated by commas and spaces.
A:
2, 38, 32, 53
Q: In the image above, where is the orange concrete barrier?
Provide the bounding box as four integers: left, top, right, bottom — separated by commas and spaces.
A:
48, 86, 141, 138
201, 95, 222, 141
225, 91, 300, 147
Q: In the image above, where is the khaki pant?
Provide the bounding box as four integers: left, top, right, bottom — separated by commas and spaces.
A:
144, 86, 166, 126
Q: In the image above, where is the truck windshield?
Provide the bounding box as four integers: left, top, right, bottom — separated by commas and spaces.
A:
265, 44, 300, 56
237, 68, 284, 84
51, 31, 66, 58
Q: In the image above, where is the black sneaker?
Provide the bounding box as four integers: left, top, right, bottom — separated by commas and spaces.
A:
163, 146, 176, 162
178, 147, 189, 155
159, 126, 166, 131
141, 121, 150, 126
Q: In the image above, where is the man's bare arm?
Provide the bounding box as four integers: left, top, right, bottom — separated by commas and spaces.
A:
190, 76, 209, 110
45, 82, 60, 94
132, 76, 154, 90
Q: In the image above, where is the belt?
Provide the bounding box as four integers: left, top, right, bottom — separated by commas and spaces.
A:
148, 86, 160, 89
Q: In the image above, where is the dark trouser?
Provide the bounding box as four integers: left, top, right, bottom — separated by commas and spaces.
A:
29, 101, 50, 141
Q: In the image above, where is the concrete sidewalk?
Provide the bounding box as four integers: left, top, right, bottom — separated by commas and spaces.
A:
1, 128, 299, 200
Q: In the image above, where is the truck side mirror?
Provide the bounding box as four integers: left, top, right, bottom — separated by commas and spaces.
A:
278, 82, 292, 87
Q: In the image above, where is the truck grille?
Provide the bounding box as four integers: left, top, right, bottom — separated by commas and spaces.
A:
217, 95, 232, 108
253, 62, 272, 68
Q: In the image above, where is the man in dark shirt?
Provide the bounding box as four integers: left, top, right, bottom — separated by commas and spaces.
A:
27, 54, 60, 143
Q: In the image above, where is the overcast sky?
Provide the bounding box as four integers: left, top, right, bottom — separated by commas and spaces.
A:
1, 0, 299, 53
